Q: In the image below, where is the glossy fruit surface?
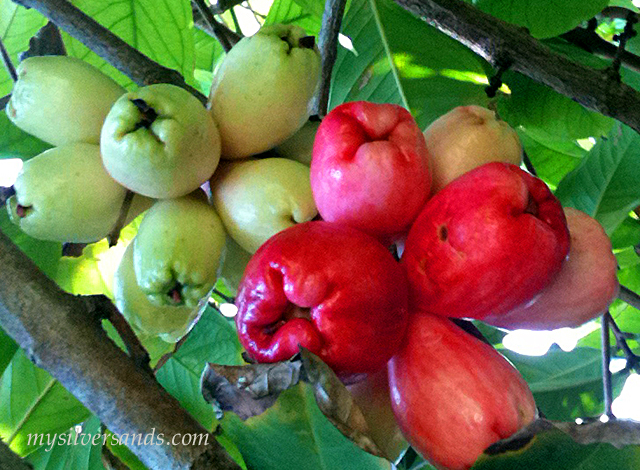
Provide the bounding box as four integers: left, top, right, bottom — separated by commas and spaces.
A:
7, 143, 151, 243
235, 221, 409, 376
311, 101, 432, 242
388, 313, 537, 470
101, 83, 220, 198
133, 192, 226, 308
424, 105, 522, 194
7, 56, 125, 145
402, 162, 570, 319
210, 157, 317, 253
208, 24, 321, 159
483, 207, 619, 330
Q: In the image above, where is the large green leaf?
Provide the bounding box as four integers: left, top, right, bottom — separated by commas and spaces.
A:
0, 348, 91, 456
472, 425, 640, 469
517, 128, 587, 188
63, 0, 196, 88
155, 305, 245, 430
0, 111, 51, 160
26, 416, 105, 470
472, 0, 609, 39
0, 205, 61, 280
499, 73, 614, 141
0, 327, 17, 379
331, 0, 490, 128
221, 383, 391, 470
0, 0, 47, 96
555, 124, 640, 234
504, 348, 625, 421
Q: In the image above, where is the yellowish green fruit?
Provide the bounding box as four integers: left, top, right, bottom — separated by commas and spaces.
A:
114, 242, 204, 344
101, 84, 221, 198
210, 158, 317, 253
275, 119, 320, 166
133, 192, 226, 308
208, 24, 321, 159
424, 105, 522, 194
7, 56, 125, 145
7, 143, 152, 243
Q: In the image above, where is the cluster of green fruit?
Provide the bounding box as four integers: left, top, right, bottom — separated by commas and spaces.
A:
5, 23, 321, 352
5, 21, 621, 470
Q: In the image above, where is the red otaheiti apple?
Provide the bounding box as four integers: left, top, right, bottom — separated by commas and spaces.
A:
402, 162, 570, 320
483, 207, 618, 330
235, 221, 409, 376
388, 313, 537, 470
310, 101, 432, 242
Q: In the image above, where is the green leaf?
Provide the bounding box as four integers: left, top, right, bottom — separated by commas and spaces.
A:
504, 348, 625, 421
26, 416, 106, 470
155, 305, 245, 430
221, 383, 391, 470
0, 205, 61, 279
63, 0, 196, 87
472, 0, 609, 39
332, 0, 490, 129
0, 327, 17, 379
194, 28, 224, 74
265, 0, 323, 36
498, 73, 614, 141
472, 424, 640, 469
0, 111, 51, 160
610, 216, 640, 250
555, 124, 640, 234
517, 128, 586, 189
0, 0, 47, 96
0, 348, 91, 456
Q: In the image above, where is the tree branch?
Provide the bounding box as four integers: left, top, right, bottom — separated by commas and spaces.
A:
394, 0, 640, 135
192, 0, 241, 52
618, 284, 640, 310
11, 0, 207, 104
0, 439, 32, 470
313, 0, 348, 117
601, 311, 614, 418
0, 231, 240, 470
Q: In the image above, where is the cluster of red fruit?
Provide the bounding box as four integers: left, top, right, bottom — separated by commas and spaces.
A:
233, 102, 619, 469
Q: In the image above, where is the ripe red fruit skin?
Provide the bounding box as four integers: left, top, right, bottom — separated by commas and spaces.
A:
483, 207, 619, 330
388, 313, 537, 470
235, 221, 409, 376
402, 162, 570, 320
310, 101, 432, 242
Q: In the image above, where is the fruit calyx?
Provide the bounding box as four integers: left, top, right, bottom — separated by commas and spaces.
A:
167, 282, 185, 305
130, 99, 159, 130
298, 36, 316, 49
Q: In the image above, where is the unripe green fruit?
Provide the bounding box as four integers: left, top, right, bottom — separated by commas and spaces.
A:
275, 119, 320, 166
114, 242, 204, 343
101, 84, 221, 198
7, 56, 125, 145
210, 158, 317, 253
133, 192, 226, 308
7, 143, 152, 243
208, 24, 321, 159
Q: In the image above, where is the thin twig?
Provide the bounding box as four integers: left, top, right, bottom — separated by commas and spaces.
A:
192, 0, 238, 52
210, 0, 245, 15
107, 190, 135, 247
0, 94, 9, 110
618, 284, 640, 310
0, 35, 18, 81
314, 0, 348, 117
212, 288, 235, 304
602, 311, 614, 418
609, 315, 640, 374
610, 11, 638, 79
11, 0, 207, 104
522, 149, 538, 176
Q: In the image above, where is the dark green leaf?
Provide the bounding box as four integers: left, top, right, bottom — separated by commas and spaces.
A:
0, 205, 61, 279
0, 327, 17, 378
26, 416, 106, 470
610, 217, 640, 250
555, 124, 640, 234
0, 348, 91, 456
472, 0, 609, 39
332, 0, 490, 129
0, 111, 51, 160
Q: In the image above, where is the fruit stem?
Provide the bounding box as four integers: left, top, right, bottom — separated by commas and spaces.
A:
130, 99, 158, 129
601, 311, 614, 418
